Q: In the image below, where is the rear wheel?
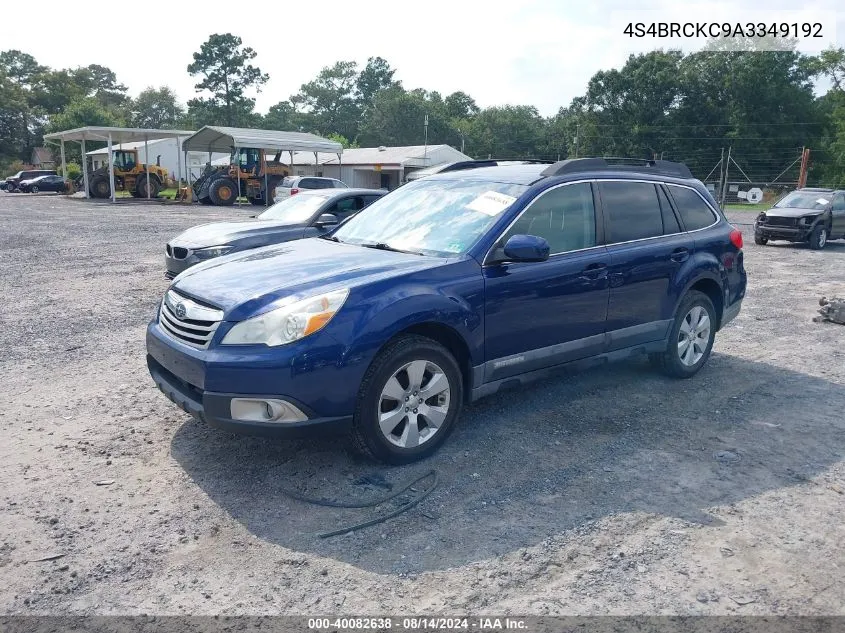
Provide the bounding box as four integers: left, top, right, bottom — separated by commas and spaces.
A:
209, 178, 236, 206
136, 175, 160, 198
352, 335, 463, 464
31, 185, 39, 194
90, 176, 110, 198
650, 290, 716, 379
809, 226, 827, 250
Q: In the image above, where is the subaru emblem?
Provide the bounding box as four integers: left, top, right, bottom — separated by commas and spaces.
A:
174, 303, 187, 319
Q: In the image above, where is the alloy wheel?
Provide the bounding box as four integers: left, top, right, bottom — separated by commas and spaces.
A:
378, 359, 451, 449
678, 305, 711, 366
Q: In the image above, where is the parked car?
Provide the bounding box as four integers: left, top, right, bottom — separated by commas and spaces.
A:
19, 174, 67, 193
147, 157, 746, 463
164, 188, 386, 279
273, 176, 347, 200
754, 187, 845, 250
3, 169, 57, 192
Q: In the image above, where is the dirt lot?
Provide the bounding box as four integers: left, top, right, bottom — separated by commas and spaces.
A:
1, 193, 843, 616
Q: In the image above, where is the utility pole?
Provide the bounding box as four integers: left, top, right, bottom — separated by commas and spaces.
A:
423, 114, 429, 164
574, 124, 579, 158
797, 147, 810, 188
720, 146, 732, 208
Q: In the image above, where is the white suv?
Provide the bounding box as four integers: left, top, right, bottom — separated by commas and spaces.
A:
274, 176, 347, 200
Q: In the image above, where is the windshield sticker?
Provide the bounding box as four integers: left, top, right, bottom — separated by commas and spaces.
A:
466, 191, 517, 216
816, 198, 830, 205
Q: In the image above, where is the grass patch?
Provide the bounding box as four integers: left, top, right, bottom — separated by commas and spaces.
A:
725, 202, 769, 212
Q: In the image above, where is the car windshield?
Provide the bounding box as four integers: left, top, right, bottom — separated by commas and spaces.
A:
773, 191, 831, 210
256, 193, 329, 223
331, 179, 528, 256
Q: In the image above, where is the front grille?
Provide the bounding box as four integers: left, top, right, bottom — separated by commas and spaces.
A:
764, 216, 796, 227
158, 291, 223, 349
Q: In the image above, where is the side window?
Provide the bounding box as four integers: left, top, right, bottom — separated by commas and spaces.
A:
599, 181, 663, 243
832, 193, 845, 211
667, 185, 718, 231
503, 182, 596, 254
657, 185, 681, 234
363, 195, 382, 206
299, 178, 317, 188
330, 197, 361, 220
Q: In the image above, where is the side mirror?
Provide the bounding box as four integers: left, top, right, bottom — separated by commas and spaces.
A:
502, 234, 550, 263
315, 213, 339, 227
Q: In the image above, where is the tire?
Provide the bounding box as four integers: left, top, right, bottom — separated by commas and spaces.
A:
650, 290, 717, 379
208, 178, 236, 206
31, 185, 39, 194
808, 225, 827, 250
351, 335, 464, 464
135, 175, 160, 199
90, 177, 110, 199
754, 234, 767, 245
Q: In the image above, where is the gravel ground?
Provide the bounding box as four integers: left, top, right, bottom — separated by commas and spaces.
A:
1, 193, 844, 616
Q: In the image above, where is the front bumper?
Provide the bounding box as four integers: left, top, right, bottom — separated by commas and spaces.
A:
164, 253, 200, 279
755, 222, 813, 242
146, 321, 356, 437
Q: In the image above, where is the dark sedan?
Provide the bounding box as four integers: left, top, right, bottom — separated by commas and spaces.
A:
19, 174, 67, 193
165, 188, 387, 278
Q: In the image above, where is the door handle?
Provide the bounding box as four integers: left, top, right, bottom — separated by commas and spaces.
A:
580, 263, 608, 279
670, 248, 690, 263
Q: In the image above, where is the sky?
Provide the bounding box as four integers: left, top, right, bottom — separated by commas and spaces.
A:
3, 0, 843, 117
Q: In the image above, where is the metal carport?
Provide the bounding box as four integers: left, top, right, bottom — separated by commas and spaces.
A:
43, 126, 195, 203
181, 126, 343, 206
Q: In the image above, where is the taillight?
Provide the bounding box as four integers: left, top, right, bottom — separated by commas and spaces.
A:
729, 228, 743, 250
290, 188, 299, 195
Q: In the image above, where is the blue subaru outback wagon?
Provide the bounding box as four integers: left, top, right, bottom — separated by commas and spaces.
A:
147, 158, 746, 463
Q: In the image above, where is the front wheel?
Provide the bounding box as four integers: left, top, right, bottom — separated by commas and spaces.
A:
650, 290, 716, 379
754, 234, 768, 245
352, 335, 463, 464
809, 226, 827, 250
31, 185, 39, 193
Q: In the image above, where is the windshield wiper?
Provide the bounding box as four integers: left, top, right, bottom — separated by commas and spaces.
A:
358, 241, 422, 255
320, 235, 343, 243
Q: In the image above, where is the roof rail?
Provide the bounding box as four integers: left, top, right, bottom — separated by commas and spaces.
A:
439, 158, 555, 173
540, 157, 693, 179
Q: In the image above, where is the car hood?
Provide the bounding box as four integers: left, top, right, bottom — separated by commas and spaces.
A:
765, 207, 824, 218
169, 220, 305, 247
171, 237, 445, 317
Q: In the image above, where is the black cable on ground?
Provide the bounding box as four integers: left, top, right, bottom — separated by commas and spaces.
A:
277, 470, 438, 538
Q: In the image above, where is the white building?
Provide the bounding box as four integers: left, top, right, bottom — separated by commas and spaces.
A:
86, 138, 228, 182
286, 145, 473, 190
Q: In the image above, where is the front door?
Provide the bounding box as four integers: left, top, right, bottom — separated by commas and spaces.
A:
831, 192, 845, 238
483, 181, 609, 382
598, 180, 693, 350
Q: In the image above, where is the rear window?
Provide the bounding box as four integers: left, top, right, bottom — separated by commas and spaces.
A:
599, 181, 663, 243
667, 185, 717, 231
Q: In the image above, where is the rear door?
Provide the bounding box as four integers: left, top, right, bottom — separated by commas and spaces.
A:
599, 180, 693, 351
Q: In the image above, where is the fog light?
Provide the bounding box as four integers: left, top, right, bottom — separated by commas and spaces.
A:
230, 398, 308, 423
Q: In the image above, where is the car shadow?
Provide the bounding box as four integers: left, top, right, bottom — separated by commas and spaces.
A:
170, 353, 845, 574
762, 240, 845, 252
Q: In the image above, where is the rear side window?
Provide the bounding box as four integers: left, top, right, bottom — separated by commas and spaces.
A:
667, 185, 718, 231
657, 185, 681, 234
299, 178, 318, 188
504, 182, 597, 254
599, 181, 663, 243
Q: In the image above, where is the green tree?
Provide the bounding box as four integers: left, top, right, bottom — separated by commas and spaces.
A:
0, 70, 30, 163
0, 50, 45, 87
262, 100, 309, 131
294, 61, 361, 140
187, 33, 268, 127
466, 106, 546, 158
358, 87, 456, 147
356, 56, 400, 104
131, 86, 184, 128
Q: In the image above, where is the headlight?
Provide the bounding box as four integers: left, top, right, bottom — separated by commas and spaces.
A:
799, 215, 819, 225
193, 245, 234, 260
221, 288, 349, 346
